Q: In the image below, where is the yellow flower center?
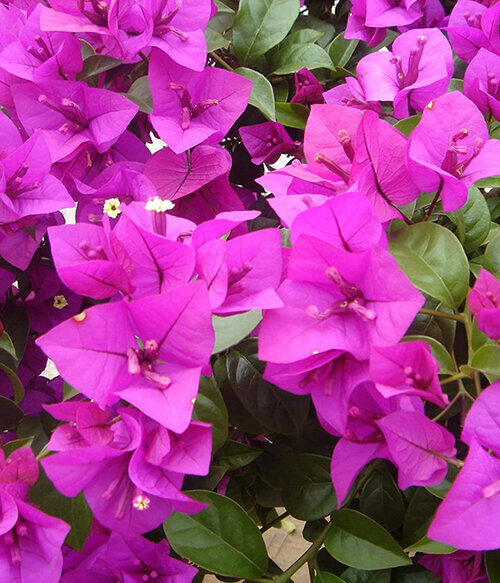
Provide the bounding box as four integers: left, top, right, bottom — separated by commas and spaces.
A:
132, 494, 151, 511
53, 295, 68, 309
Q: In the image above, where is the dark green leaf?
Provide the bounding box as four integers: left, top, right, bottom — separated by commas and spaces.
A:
236, 68, 275, 120
405, 536, 455, 555
164, 490, 268, 578
192, 376, 228, 451
329, 33, 358, 68
0, 396, 23, 430
292, 14, 336, 48
359, 471, 405, 532
0, 331, 16, 359
449, 185, 490, 252
314, 572, 347, 583
226, 339, 309, 434
2, 436, 33, 456
217, 440, 262, 470
233, 0, 300, 65
77, 55, 121, 79
1, 304, 29, 361
341, 569, 391, 583
125, 76, 153, 114
402, 488, 440, 547
425, 465, 459, 499
325, 509, 411, 570
402, 335, 456, 375
275, 102, 309, 129
212, 310, 263, 353
63, 381, 80, 401
304, 519, 328, 541
391, 569, 437, 583
283, 453, 337, 520
389, 222, 469, 309
270, 43, 334, 74
394, 115, 421, 137
0, 364, 24, 403
484, 232, 500, 277
486, 550, 500, 583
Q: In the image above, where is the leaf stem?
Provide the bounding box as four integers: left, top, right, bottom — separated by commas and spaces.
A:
423, 180, 443, 221
209, 51, 234, 71
260, 511, 290, 533
440, 372, 468, 386
419, 308, 465, 322
272, 523, 330, 583
432, 391, 462, 422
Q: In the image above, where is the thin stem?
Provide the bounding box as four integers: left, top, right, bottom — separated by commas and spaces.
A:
419, 308, 465, 322
424, 180, 443, 221
432, 391, 462, 422
273, 523, 330, 583
463, 308, 483, 397
209, 51, 234, 71
307, 560, 315, 583
440, 372, 468, 385
260, 511, 290, 533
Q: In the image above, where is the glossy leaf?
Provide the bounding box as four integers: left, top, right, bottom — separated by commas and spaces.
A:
359, 471, 405, 532
217, 440, 262, 470
486, 550, 500, 583
233, 0, 300, 65
164, 491, 268, 578
329, 33, 358, 68
193, 376, 228, 451
212, 310, 263, 353
405, 536, 456, 555
0, 331, 16, 359
450, 185, 490, 253
236, 68, 275, 120
484, 232, 500, 277
0, 396, 23, 431
325, 509, 411, 570
275, 102, 309, 129
77, 55, 121, 80
389, 222, 469, 309
471, 344, 500, 376
0, 363, 24, 403
270, 43, 334, 74
315, 572, 347, 583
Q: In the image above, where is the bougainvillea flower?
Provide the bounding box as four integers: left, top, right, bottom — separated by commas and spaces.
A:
377, 410, 456, 488
191, 210, 259, 249
290, 192, 384, 251
0, 5, 82, 82
345, 0, 422, 46
428, 439, 500, 550
407, 91, 500, 211
42, 404, 207, 535
150, 50, 252, 154
398, 0, 446, 32
144, 144, 231, 201
37, 282, 213, 432
290, 68, 324, 106
462, 380, 500, 454
357, 28, 453, 118
0, 131, 73, 224
48, 221, 135, 299
62, 533, 197, 583
264, 351, 369, 435
370, 341, 448, 407
323, 77, 381, 113
446, 0, 499, 63
420, 551, 489, 583
464, 49, 500, 120
196, 228, 283, 314
350, 111, 420, 221
259, 235, 424, 363
12, 80, 139, 162
468, 269, 500, 339
0, 447, 70, 583
239, 122, 297, 166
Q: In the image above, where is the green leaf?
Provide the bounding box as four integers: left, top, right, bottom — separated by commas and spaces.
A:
79, 39, 95, 59
233, 0, 300, 65
484, 232, 500, 277
2, 436, 33, 456
1, 304, 29, 362
212, 309, 263, 353
292, 14, 336, 48
0, 363, 24, 403
217, 440, 262, 470
394, 115, 421, 137
236, 68, 275, 120
226, 339, 309, 434
275, 102, 309, 129
125, 76, 153, 114
282, 453, 337, 520
325, 509, 411, 570
425, 465, 459, 499
449, 185, 490, 252
270, 43, 334, 74
0, 396, 24, 430
0, 331, 16, 359
389, 222, 469, 310
77, 54, 121, 80
30, 469, 92, 551
341, 569, 391, 583
471, 344, 500, 375
192, 376, 228, 451
63, 381, 80, 401
486, 550, 500, 583
402, 488, 441, 547
359, 471, 405, 532
329, 33, 358, 68
405, 536, 455, 555
315, 572, 347, 583
206, 28, 230, 52
164, 490, 268, 578
280, 28, 323, 47
448, 78, 464, 92
402, 335, 455, 375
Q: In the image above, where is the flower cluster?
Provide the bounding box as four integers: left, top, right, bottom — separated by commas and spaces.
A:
0, 0, 500, 582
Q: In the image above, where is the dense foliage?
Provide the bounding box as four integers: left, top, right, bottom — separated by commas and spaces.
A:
0, 0, 500, 581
